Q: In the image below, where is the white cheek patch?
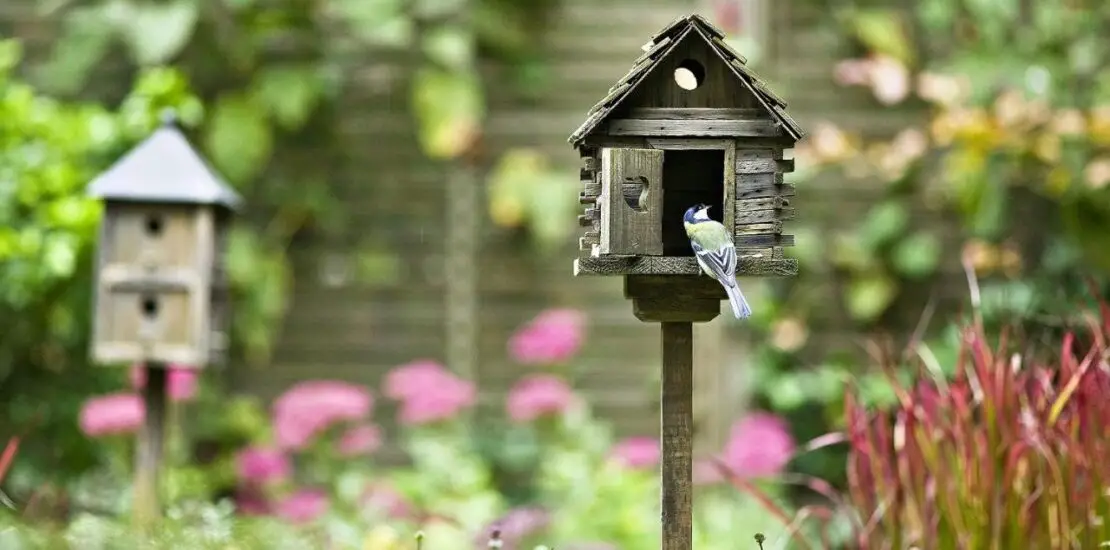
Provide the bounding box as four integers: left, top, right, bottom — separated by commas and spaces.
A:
694, 209, 711, 221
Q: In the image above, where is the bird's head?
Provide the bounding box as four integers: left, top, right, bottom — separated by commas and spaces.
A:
684, 203, 712, 223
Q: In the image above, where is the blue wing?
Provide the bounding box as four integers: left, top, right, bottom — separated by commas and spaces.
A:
690, 240, 738, 287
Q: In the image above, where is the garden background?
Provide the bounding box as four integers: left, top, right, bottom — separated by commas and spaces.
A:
2, 0, 1110, 548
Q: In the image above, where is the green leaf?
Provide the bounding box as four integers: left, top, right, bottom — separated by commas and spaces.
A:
250, 66, 323, 130
329, 0, 413, 47
31, 6, 114, 94
857, 200, 909, 252
203, 94, 272, 185
891, 231, 941, 278
413, 0, 466, 18
411, 68, 484, 159
421, 25, 474, 71
845, 273, 898, 322
119, 0, 199, 66
848, 9, 914, 65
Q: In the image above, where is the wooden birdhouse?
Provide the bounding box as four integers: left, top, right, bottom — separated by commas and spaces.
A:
88, 111, 240, 368
570, 14, 802, 299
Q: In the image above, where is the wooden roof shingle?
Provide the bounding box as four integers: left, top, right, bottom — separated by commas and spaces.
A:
568, 14, 805, 145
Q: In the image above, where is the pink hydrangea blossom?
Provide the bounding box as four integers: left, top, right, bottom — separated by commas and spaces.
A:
128, 364, 199, 402
275, 488, 329, 524
508, 309, 586, 365
506, 375, 575, 422
336, 423, 382, 456
722, 412, 796, 479
479, 507, 550, 549
234, 446, 291, 484
383, 360, 450, 401
397, 374, 476, 425
361, 483, 412, 519
610, 437, 659, 470
272, 380, 373, 450
79, 393, 144, 437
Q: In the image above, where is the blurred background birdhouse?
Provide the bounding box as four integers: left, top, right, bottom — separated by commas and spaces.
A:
88, 111, 241, 368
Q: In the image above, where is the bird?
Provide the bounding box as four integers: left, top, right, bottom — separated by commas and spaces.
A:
683, 203, 752, 319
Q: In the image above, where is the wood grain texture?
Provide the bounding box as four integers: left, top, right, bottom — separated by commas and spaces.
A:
660, 322, 693, 550
733, 233, 794, 247
627, 107, 766, 120
625, 275, 723, 322
599, 147, 664, 255
737, 180, 794, 200
736, 208, 795, 224
608, 118, 783, 137
133, 364, 167, 531
574, 256, 798, 276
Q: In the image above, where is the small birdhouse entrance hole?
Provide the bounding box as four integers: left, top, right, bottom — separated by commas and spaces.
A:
622, 176, 650, 212
662, 149, 725, 256
673, 58, 706, 91
140, 295, 159, 319
144, 214, 164, 237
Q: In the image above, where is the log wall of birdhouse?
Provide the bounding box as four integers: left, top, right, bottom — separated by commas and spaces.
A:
733, 139, 796, 260
577, 146, 603, 256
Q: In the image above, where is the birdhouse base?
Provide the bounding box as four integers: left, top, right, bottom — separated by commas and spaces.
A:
622, 275, 725, 323
574, 255, 797, 277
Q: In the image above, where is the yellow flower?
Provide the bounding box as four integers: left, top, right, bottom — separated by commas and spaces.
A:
806, 122, 858, 163
952, 108, 999, 148
1088, 106, 1110, 146
1045, 166, 1072, 197
1084, 158, 1110, 190
1032, 132, 1061, 163
961, 239, 999, 274
930, 111, 960, 146
916, 72, 970, 106
1051, 109, 1086, 136
363, 525, 402, 550
770, 318, 809, 352
1000, 246, 1023, 277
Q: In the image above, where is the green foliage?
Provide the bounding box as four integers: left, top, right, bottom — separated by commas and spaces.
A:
749, 0, 1110, 490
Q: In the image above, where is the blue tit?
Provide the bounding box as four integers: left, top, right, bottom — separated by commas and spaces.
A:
683, 203, 752, 319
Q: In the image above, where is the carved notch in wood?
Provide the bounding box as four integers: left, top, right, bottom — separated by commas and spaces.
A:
599, 147, 664, 256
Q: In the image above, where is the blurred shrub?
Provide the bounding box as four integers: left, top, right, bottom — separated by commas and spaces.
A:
744, 0, 1110, 487
0, 309, 821, 549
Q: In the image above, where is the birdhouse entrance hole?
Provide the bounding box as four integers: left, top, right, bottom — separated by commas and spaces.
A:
622, 176, 650, 212
673, 58, 706, 90
662, 149, 725, 256
144, 214, 164, 237
140, 295, 159, 319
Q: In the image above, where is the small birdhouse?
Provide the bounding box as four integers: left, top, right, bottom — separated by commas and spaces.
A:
88, 111, 241, 368
570, 14, 802, 286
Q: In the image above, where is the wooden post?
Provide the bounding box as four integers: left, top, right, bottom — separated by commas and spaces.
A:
660, 322, 694, 550
133, 363, 167, 529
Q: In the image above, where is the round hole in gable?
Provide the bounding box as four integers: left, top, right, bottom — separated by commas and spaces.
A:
140, 295, 159, 319
144, 214, 164, 237
673, 59, 706, 91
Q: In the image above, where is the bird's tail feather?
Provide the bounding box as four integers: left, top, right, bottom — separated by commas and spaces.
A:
725, 285, 752, 319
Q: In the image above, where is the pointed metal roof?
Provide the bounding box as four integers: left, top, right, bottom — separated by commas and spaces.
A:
568, 14, 804, 146
88, 110, 242, 209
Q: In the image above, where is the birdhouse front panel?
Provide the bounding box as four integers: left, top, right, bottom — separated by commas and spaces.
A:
570, 14, 802, 278
99, 204, 204, 269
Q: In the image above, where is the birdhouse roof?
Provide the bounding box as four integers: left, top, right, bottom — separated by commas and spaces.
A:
88, 119, 242, 209
567, 14, 804, 146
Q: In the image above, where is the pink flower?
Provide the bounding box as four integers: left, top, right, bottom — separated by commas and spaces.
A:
361, 483, 412, 519
336, 424, 382, 456
234, 446, 291, 483
128, 364, 199, 402
508, 309, 586, 365
272, 380, 373, 450
275, 488, 329, 524
722, 412, 796, 478
506, 375, 575, 422
397, 374, 476, 425
610, 437, 659, 470
384, 360, 450, 400
693, 458, 725, 485
79, 393, 144, 437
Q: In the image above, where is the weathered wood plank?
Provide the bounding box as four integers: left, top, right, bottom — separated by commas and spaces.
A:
626, 108, 766, 120
736, 147, 784, 160
733, 233, 794, 247
737, 178, 794, 200
735, 221, 783, 234
573, 256, 798, 277
736, 208, 796, 224
736, 196, 790, 211
607, 119, 784, 138
735, 158, 795, 174
599, 148, 664, 255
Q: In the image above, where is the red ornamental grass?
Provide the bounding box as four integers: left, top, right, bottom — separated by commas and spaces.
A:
846, 311, 1110, 550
